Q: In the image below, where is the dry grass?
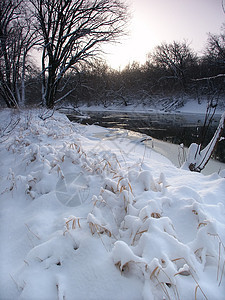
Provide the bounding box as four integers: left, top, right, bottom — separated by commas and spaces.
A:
57, 134, 224, 300
63, 216, 86, 236
207, 233, 225, 286
172, 257, 207, 300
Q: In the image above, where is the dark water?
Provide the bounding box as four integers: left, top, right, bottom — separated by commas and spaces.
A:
67, 111, 225, 163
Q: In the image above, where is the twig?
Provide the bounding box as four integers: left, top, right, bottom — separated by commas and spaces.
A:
25, 223, 40, 240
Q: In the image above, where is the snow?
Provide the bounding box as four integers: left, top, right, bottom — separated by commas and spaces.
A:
0, 108, 225, 300
74, 98, 225, 115
182, 112, 225, 172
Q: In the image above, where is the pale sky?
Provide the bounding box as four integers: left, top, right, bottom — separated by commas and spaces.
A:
103, 0, 225, 70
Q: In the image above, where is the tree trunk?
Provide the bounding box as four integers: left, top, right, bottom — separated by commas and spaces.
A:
45, 70, 56, 108
21, 51, 26, 107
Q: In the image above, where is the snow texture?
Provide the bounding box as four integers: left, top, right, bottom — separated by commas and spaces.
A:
0, 108, 225, 300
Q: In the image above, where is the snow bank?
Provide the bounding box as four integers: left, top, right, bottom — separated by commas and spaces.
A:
75, 98, 225, 115
0, 108, 225, 300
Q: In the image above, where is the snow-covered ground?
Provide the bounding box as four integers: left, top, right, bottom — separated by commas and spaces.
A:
0, 108, 225, 300
75, 98, 225, 115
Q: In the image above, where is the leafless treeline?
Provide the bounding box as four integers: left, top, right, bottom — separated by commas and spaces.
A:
1, 0, 225, 109
48, 37, 225, 109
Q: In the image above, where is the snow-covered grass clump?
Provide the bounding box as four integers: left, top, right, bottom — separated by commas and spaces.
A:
0, 108, 225, 300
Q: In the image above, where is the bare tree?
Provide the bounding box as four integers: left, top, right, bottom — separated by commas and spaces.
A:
203, 27, 225, 85
0, 0, 21, 107
206, 26, 225, 66
29, 0, 127, 108
150, 41, 197, 92
0, 0, 36, 108
19, 14, 39, 106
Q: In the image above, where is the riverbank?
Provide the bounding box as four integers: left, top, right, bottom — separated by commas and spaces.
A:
66, 102, 225, 170
0, 109, 225, 299
92, 127, 225, 175
68, 98, 225, 115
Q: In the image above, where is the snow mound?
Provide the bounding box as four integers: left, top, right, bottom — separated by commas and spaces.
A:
0, 109, 225, 300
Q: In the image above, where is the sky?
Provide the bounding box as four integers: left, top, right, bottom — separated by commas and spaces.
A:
103, 0, 225, 70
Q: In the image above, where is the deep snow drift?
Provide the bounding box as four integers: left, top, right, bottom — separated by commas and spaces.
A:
0, 109, 225, 300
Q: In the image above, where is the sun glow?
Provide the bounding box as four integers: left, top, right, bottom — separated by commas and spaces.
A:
103, 2, 158, 70
103, 0, 224, 70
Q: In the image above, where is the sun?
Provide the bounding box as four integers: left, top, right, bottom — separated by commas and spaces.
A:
102, 0, 159, 70
102, 17, 157, 70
